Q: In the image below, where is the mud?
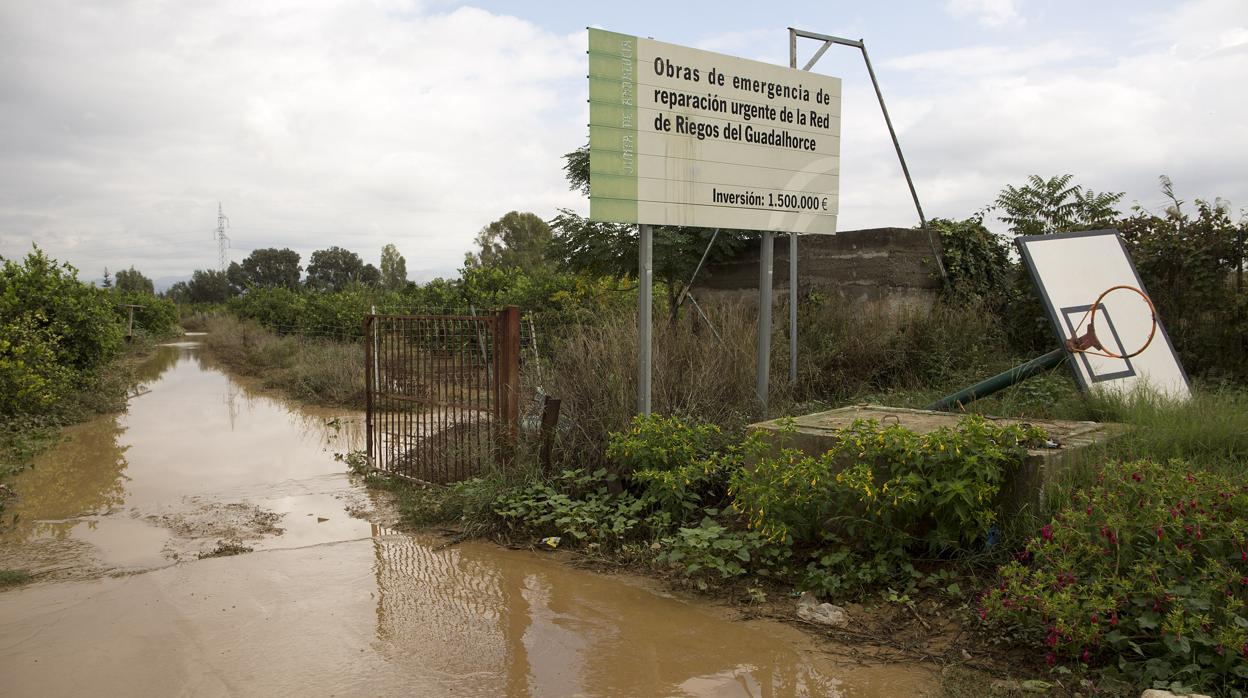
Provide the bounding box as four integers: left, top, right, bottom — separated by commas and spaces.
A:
0, 341, 936, 697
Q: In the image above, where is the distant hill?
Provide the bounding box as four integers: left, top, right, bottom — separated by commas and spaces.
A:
153, 275, 190, 293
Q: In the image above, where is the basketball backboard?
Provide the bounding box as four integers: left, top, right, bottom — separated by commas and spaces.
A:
1016, 230, 1191, 401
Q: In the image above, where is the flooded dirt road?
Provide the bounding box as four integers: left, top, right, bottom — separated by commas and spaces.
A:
0, 342, 934, 697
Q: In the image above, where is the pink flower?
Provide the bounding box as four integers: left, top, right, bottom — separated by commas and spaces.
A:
1081, 648, 1090, 663
1046, 652, 1056, 666
1109, 612, 1118, 627
1156, 526, 1164, 541
1090, 613, 1099, 625
1132, 472, 1142, 482
1041, 524, 1053, 541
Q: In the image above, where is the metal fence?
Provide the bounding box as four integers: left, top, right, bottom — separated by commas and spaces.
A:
365, 307, 520, 483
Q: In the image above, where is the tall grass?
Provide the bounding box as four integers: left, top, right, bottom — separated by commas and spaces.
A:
1087, 387, 1248, 470
548, 301, 763, 462
199, 314, 365, 408
544, 296, 1024, 464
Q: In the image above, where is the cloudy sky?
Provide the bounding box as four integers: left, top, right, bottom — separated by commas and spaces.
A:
1, 0, 1244, 285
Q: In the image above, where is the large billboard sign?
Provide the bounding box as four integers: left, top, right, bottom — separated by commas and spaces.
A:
588, 28, 842, 234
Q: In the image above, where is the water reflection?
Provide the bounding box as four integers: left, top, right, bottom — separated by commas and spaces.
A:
370, 526, 841, 697
1, 341, 365, 568
1, 416, 129, 541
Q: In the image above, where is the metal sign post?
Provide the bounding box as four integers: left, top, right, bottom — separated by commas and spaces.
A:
638, 224, 653, 415
756, 231, 774, 410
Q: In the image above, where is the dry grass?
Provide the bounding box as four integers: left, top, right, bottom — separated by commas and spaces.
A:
198, 314, 365, 408
546, 301, 765, 462
543, 296, 1026, 464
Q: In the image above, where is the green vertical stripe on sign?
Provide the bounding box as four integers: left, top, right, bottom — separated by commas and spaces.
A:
588, 28, 638, 223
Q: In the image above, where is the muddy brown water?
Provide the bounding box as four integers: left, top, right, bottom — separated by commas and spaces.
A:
0, 342, 933, 697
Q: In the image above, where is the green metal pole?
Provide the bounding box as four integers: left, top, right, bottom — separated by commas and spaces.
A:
926, 348, 1067, 412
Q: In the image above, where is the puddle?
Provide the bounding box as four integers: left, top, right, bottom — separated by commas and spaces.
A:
0, 340, 936, 696
0, 343, 369, 574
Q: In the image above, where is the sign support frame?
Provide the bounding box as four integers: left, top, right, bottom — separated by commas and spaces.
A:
638, 223, 653, 415
788, 27, 947, 285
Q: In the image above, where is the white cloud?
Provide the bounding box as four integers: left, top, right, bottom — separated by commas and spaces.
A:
0, 1, 587, 279
944, 0, 1024, 29
885, 41, 1104, 77
847, 0, 1248, 234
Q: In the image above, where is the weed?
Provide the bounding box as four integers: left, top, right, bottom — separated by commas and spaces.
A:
0, 569, 32, 588
198, 539, 254, 559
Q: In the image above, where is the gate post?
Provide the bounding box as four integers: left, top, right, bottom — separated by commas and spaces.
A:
363, 314, 374, 470
496, 306, 521, 464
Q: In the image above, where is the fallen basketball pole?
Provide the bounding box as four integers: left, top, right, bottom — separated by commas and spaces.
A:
926, 348, 1067, 412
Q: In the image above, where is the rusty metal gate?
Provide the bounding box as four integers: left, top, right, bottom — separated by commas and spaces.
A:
364, 307, 520, 483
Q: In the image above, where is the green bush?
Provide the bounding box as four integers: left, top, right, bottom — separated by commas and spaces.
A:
0, 315, 75, 415
1120, 200, 1248, 382
115, 291, 179, 337
609, 415, 738, 521
656, 516, 793, 586
493, 468, 657, 545
0, 248, 123, 416
732, 416, 1045, 550
228, 286, 306, 332
933, 216, 1014, 309
981, 459, 1248, 693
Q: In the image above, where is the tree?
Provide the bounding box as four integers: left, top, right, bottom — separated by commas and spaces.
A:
361, 263, 381, 287
235, 248, 302, 290
226, 261, 248, 295
187, 269, 233, 303
549, 143, 749, 308
165, 281, 191, 304
101, 267, 112, 289
114, 266, 154, 295
305, 246, 369, 291
994, 174, 1124, 236
380, 244, 407, 290
467, 211, 554, 270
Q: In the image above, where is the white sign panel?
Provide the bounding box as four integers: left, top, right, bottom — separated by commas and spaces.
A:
1017, 230, 1191, 400
588, 28, 842, 234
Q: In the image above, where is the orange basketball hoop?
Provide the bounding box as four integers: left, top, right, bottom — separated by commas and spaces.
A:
1064, 285, 1158, 359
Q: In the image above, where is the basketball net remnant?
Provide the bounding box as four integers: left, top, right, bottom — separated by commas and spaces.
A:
1064, 285, 1158, 360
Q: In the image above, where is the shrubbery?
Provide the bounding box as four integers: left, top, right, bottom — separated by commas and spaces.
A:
114, 290, 179, 338
982, 459, 1248, 692
400, 414, 1046, 600
0, 248, 124, 416
225, 265, 633, 339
